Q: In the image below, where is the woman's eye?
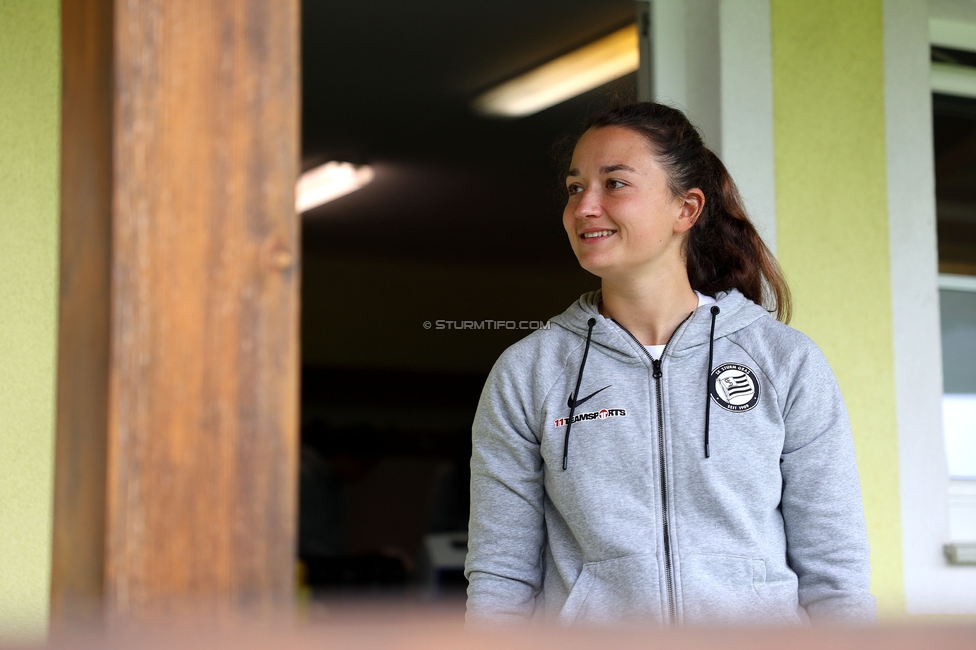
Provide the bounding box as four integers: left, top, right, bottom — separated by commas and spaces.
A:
566, 184, 583, 196
606, 179, 625, 189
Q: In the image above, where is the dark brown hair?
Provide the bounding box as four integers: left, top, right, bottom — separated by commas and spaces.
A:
574, 101, 792, 323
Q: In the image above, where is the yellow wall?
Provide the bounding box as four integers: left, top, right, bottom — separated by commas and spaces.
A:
771, 0, 904, 615
0, 0, 60, 641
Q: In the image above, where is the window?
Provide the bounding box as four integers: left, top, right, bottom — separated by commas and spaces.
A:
932, 43, 976, 549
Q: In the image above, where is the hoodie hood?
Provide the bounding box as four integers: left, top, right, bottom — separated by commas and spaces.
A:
549, 288, 770, 357
549, 288, 772, 463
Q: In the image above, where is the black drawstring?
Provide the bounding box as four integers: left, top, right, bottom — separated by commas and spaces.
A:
562, 317, 597, 470
703, 305, 720, 458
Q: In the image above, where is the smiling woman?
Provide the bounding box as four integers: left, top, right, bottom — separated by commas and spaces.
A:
464, 102, 876, 626
563, 126, 701, 301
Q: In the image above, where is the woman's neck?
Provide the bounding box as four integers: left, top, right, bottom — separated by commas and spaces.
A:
600, 268, 699, 346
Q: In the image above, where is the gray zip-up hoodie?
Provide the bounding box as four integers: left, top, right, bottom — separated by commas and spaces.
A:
465, 289, 875, 626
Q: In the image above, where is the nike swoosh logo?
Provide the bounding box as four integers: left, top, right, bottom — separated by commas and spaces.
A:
568, 384, 611, 409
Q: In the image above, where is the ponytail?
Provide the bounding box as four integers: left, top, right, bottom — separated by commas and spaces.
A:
580, 102, 791, 323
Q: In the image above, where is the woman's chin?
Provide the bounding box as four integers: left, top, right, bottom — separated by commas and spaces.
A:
575, 260, 606, 278
575, 256, 619, 280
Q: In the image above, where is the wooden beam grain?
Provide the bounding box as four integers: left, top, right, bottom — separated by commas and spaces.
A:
53, 0, 300, 623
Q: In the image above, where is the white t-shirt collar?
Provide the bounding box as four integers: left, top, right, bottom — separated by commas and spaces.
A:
643, 291, 715, 360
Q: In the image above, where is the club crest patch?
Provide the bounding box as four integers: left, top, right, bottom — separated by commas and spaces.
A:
709, 363, 760, 412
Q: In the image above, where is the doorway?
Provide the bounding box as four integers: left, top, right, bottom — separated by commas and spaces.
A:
297, 0, 642, 606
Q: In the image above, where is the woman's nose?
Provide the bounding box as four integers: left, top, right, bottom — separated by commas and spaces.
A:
574, 189, 602, 218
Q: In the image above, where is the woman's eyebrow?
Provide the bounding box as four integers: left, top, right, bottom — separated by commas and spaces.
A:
566, 163, 637, 178
600, 164, 636, 174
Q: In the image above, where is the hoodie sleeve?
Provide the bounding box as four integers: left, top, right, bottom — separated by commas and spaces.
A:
778, 342, 877, 623
464, 345, 547, 624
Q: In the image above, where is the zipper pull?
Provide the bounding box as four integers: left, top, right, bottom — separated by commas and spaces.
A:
652, 358, 662, 379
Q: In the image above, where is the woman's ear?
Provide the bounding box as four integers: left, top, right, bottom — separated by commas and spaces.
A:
673, 188, 705, 234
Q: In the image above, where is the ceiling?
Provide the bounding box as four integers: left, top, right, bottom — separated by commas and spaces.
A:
300, 0, 639, 270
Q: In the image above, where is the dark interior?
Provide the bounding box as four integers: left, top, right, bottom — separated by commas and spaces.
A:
298, 0, 638, 601
301, 0, 638, 268
932, 47, 976, 274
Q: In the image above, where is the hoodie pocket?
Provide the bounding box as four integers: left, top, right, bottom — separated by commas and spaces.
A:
679, 553, 796, 625
558, 555, 663, 625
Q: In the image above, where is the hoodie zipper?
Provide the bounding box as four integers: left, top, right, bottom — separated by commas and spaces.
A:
610, 313, 692, 627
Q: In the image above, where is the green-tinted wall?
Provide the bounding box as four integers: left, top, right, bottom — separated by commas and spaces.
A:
0, 0, 61, 641
771, 0, 905, 614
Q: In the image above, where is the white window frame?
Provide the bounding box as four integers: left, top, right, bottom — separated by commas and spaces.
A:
886, 1, 976, 614
937, 274, 976, 552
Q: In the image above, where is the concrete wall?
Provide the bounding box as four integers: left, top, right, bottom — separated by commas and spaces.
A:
0, 0, 61, 642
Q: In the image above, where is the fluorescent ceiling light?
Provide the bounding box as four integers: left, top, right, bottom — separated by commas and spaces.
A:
473, 24, 639, 118
295, 161, 374, 213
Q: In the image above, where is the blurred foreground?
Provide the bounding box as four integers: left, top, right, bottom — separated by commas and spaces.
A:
18, 603, 976, 650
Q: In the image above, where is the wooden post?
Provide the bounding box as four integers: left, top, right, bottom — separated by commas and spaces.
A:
52, 0, 300, 623
51, 0, 114, 625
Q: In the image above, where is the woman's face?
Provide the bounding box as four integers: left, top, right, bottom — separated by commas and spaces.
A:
562, 126, 701, 281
